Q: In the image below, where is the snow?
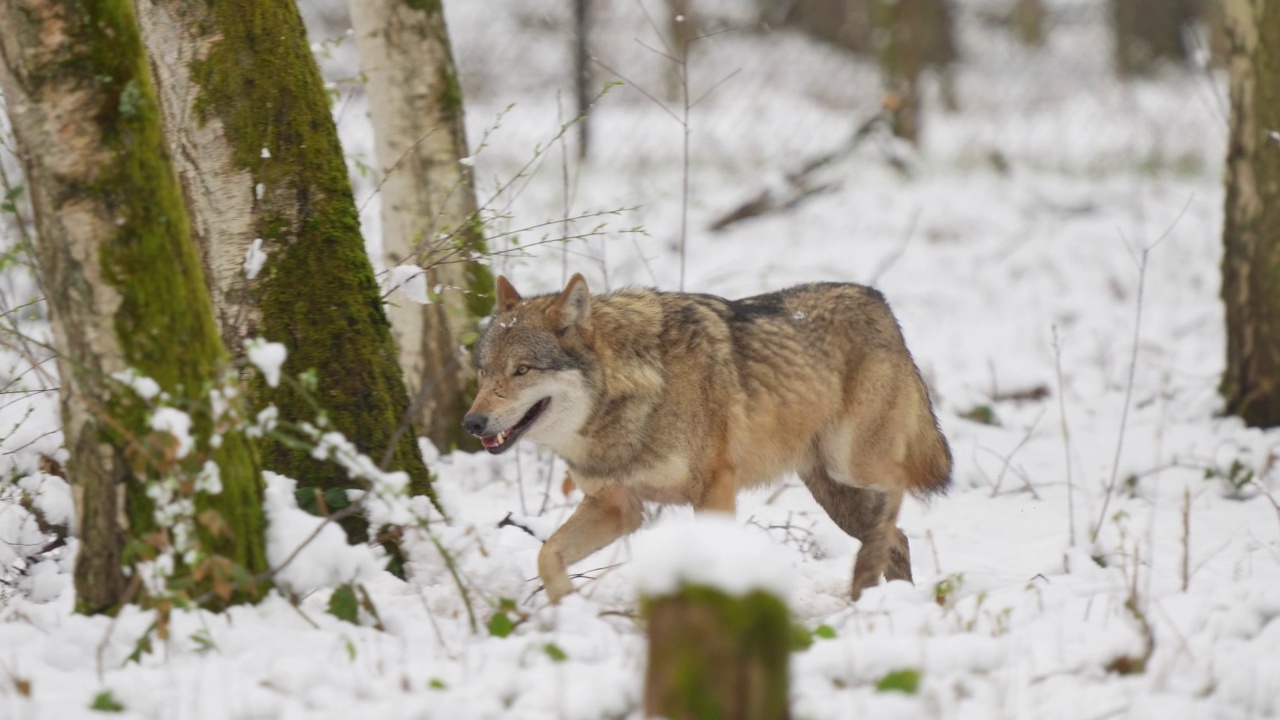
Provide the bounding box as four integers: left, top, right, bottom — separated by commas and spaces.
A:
244, 237, 267, 279
1, 0, 1278, 718
149, 406, 194, 458
632, 515, 793, 600
245, 337, 287, 388
112, 368, 160, 400
263, 471, 382, 597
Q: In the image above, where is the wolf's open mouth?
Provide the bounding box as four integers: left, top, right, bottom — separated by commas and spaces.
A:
480, 398, 550, 454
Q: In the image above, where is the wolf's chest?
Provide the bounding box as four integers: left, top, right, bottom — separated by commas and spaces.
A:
573, 453, 693, 504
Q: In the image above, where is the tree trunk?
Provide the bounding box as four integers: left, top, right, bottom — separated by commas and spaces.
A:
0, 0, 267, 613
1014, 0, 1047, 47
644, 586, 791, 720
131, 0, 435, 539
874, 0, 924, 144
348, 0, 494, 454
1221, 0, 1280, 428
1112, 0, 1198, 75
575, 0, 593, 159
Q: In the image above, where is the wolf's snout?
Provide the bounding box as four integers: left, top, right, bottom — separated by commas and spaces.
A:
462, 413, 489, 436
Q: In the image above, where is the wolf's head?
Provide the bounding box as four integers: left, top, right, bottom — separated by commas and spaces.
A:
462, 274, 595, 455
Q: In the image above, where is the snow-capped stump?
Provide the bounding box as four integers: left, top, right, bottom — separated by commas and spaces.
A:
635, 518, 792, 720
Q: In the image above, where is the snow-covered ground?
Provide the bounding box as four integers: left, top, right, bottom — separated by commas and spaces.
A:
3, 0, 1278, 718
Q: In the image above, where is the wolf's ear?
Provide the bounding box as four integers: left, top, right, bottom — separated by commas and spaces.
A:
549, 273, 592, 334
495, 275, 523, 313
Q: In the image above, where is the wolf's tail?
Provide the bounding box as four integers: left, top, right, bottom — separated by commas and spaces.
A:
905, 379, 952, 498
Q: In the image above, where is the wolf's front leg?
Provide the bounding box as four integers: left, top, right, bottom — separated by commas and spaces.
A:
538, 484, 643, 603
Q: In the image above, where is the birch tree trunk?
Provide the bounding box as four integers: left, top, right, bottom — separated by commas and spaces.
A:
0, 0, 267, 613
1221, 0, 1280, 428
131, 0, 434, 533
348, 0, 494, 452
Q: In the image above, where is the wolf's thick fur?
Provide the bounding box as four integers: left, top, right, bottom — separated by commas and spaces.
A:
464, 274, 951, 603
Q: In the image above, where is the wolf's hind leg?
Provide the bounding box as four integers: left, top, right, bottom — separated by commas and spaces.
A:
538, 484, 643, 604
800, 465, 910, 600
885, 527, 913, 583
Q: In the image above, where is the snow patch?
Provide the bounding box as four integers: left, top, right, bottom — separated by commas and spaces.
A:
112, 369, 160, 400
262, 471, 382, 596
243, 238, 267, 280
150, 407, 194, 458
632, 516, 793, 600
244, 338, 287, 388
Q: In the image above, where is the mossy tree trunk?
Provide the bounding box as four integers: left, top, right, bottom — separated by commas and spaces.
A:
644, 585, 791, 720
1111, 0, 1199, 75
873, 0, 958, 145
0, 0, 267, 613
1221, 0, 1280, 428
348, 0, 493, 454
131, 0, 434, 537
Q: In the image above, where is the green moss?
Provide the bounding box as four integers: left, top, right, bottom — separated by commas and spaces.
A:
55, 0, 268, 609
189, 0, 435, 525
438, 63, 463, 117
404, 0, 442, 12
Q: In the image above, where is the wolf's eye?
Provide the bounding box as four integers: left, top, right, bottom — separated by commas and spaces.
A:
515, 365, 530, 376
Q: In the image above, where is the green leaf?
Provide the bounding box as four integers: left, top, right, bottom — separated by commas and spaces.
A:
814, 624, 837, 639
125, 629, 153, 665
4, 186, 23, 202
90, 690, 125, 712
498, 597, 517, 611
328, 584, 359, 625
324, 487, 351, 510
356, 584, 384, 631
959, 404, 999, 426
487, 611, 514, 638
428, 678, 447, 690
543, 643, 567, 662
294, 487, 319, 514
874, 668, 921, 694
190, 630, 216, 654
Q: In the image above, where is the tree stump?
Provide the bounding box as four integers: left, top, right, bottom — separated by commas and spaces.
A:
644, 585, 791, 720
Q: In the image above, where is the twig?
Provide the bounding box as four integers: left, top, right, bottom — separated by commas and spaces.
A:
989, 408, 1046, 497
497, 511, 540, 540
866, 209, 920, 286
1180, 487, 1191, 593
1052, 326, 1076, 557
1091, 245, 1152, 544
95, 573, 142, 683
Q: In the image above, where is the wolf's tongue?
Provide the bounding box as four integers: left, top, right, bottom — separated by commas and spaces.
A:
481, 434, 500, 448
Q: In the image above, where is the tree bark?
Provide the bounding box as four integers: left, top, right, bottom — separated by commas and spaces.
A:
131, 0, 435, 537
348, 0, 494, 454
0, 0, 267, 613
1221, 0, 1280, 428
644, 586, 791, 720
1112, 0, 1198, 75
575, 0, 593, 159
1014, 0, 1047, 47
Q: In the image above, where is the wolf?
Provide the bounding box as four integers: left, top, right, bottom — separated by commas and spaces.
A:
463, 274, 951, 603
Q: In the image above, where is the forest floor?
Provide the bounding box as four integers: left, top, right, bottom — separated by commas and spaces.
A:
2, 0, 1278, 718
